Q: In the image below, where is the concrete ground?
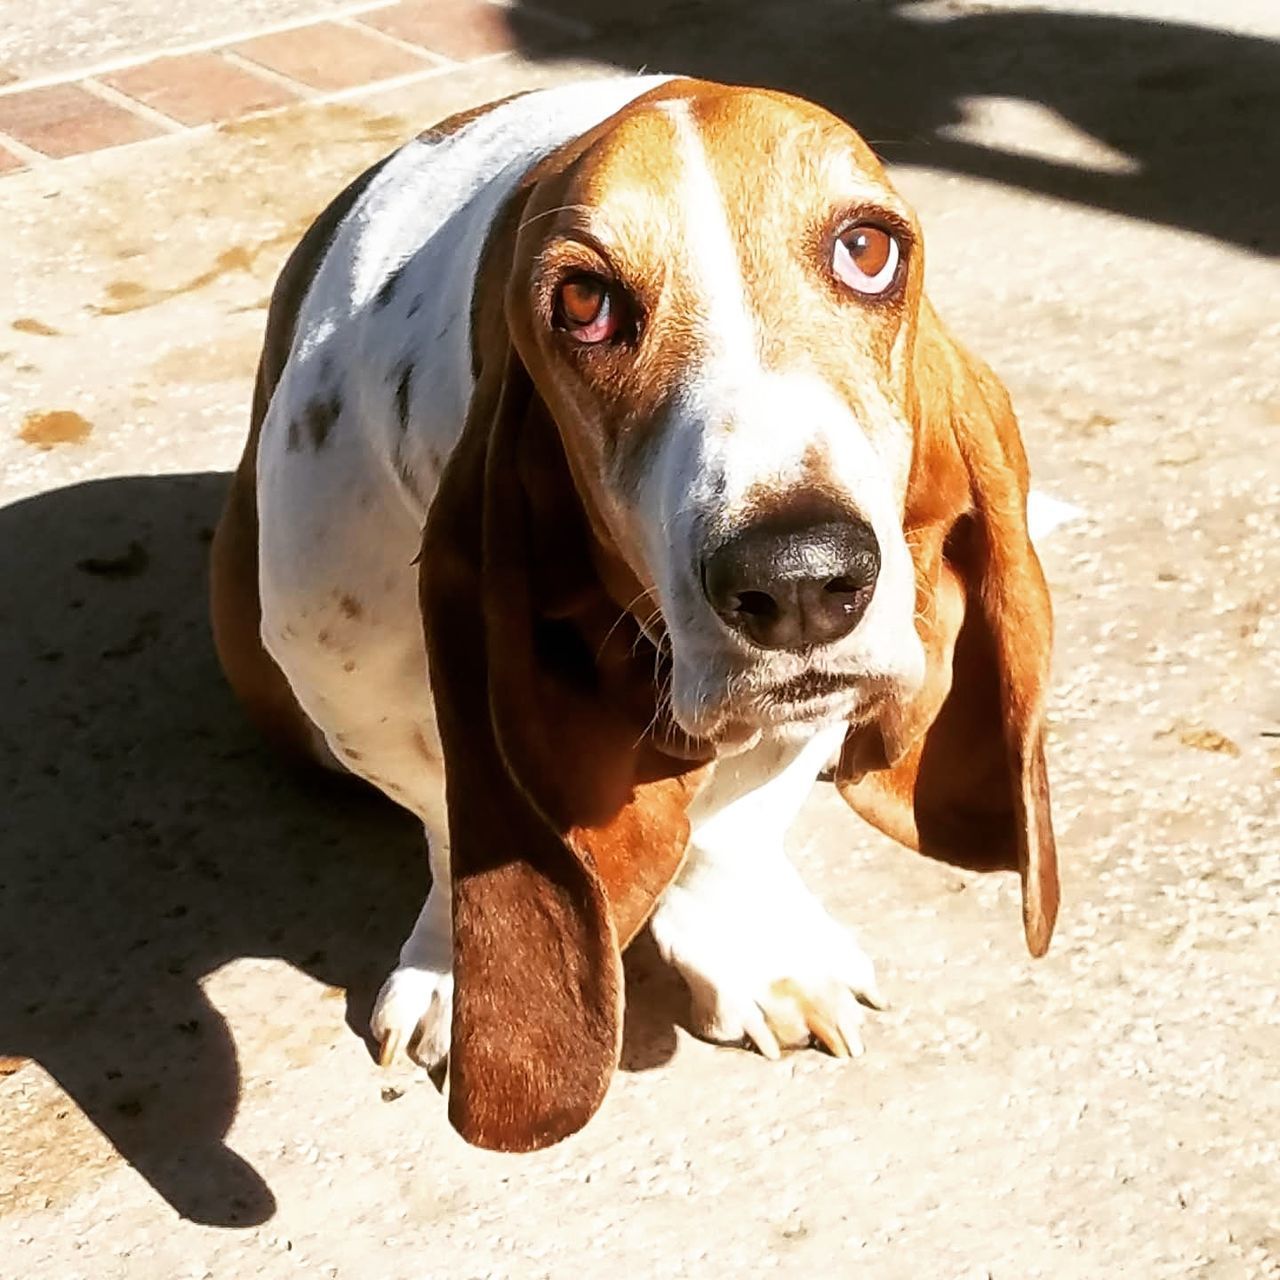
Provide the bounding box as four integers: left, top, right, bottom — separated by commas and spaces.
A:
2, 1, 1278, 1276
0, 0, 361, 82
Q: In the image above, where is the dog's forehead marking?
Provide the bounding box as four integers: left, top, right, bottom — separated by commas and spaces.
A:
571, 94, 762, 379
655, 98, 760, 373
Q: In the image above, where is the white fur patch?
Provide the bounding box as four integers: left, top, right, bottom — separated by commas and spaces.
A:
658, 101, 760, 368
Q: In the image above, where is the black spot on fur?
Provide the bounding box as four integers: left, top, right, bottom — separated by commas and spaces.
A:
375, 259, 414, 310
255, 152, 396, 432
374, 268, 400, 309
286, 419, 303, 452
406, 294, 423, 319
394, 362, 413, 431
305, 391, 342, 449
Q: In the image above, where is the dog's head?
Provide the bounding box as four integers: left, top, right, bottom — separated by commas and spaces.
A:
504, 83, 930, 748
421, 80, 1057, 1151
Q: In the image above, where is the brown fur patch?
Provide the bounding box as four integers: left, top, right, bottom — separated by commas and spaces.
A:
835, 302, 1059, 956
422, 186, 712, 1148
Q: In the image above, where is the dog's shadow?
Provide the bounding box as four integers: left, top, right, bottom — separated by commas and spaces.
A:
0, 471, 684, 1227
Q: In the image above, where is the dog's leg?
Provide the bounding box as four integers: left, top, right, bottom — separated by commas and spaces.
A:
370, 824, 453, 1070
258, 573, 457, 1069
649, 723, 884, 1059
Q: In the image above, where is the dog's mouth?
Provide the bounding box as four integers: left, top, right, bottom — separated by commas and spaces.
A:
749, 667, 888, 732
662, 661, 893, 756
763, 669, 862, 706
641, 602, 895, 753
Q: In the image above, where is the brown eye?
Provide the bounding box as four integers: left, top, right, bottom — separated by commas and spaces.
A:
832, 224, 902, 296
555, 275, 618, 343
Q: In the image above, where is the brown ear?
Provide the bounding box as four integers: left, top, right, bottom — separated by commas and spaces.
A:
420, 339, 706, 1152
837, 302, 1059, 957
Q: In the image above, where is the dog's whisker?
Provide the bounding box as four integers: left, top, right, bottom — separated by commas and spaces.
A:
596, 589, 652, 660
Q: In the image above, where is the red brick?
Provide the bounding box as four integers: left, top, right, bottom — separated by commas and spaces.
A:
233, 21, 433, 92
0, 146, 26, 175
0, 83, 163, 158
100, 51, 299, 126
359, 0, 518, 61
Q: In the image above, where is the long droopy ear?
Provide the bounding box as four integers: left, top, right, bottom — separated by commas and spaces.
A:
420, 335, 707, 1152
837, 302, 1059, 957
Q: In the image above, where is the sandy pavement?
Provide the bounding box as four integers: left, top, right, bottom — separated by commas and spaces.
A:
1, 2, 1277, 1276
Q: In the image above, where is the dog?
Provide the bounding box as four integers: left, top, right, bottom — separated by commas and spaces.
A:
210, 76, 1059, 1152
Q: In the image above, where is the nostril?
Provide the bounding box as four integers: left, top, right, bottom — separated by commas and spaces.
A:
823, 575, 861, 597
732, 590, 778, 619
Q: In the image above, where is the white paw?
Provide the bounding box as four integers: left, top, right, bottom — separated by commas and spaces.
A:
370, 963, 453, 1069
649, 856, 884, 1060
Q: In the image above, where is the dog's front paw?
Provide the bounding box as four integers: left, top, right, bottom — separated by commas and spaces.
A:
649, 858, 884, 1060
370, 963, 453, 1069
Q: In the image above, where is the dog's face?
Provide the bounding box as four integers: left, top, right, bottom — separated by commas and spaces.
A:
505, 84, 928, 749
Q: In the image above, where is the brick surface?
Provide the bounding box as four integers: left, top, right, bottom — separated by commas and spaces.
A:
100, 52, 299, 126
359, 0, 520, 61
0, 83, 163, 158
233, 21, 434, 92
0, 146, 26, 175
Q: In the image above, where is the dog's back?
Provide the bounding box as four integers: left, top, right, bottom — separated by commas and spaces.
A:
211, 76, 671, 779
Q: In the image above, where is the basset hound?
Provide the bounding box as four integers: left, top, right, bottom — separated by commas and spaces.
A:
210, 75, 1060, 1153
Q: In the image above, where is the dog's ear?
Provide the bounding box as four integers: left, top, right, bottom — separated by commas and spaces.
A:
837, 302, 1059, 956
420, 323, 706, 1152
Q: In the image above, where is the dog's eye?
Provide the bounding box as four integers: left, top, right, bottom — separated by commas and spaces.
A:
832, 224, 902, 296
555, 275, 618, 343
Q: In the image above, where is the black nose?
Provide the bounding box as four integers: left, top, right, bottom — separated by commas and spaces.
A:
702, 516, 881, 651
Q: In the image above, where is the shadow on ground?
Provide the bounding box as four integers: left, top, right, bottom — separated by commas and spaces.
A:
512, 0, 1279, 255
0, 473, 683, 1226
